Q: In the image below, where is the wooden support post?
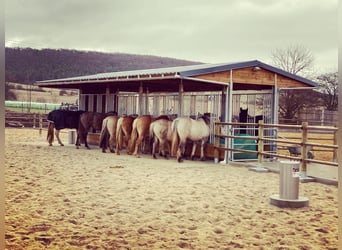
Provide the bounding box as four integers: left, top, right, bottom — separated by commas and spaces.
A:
214, 121, 220, 163
258, 120, 264, 163
301, 122, 308, 175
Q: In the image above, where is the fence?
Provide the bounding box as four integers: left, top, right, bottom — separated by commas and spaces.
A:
280, 109, 338, 126
5, 112, 48, 129
214, 121, 338, 174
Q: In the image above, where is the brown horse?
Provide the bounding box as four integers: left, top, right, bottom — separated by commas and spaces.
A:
149, 118, 173, 159
171, 115, 210, 162
77, 112, 110, 149
115, 116, 136, 155
99, 115, 119, 153
128, 115, 153, 156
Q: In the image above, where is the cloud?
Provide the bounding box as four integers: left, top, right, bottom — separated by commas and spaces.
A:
5, 0, 338, 70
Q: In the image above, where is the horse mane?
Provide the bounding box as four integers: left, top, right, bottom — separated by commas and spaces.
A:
198, 113, 211, 125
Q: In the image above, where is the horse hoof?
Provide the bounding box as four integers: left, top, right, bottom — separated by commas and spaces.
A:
153, 154, 157, 159
60, 144, 64, 146
191, 156, 195, 161
177, 158, 183, 163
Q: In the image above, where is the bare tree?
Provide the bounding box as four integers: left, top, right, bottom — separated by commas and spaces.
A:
271, 45, 316, 123
316, 72, 338, 111
271, 44, 314, 76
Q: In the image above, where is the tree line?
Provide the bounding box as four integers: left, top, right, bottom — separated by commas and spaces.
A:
5, 47, 199, 84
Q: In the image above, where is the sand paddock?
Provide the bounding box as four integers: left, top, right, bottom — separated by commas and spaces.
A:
5, 128, 338, 249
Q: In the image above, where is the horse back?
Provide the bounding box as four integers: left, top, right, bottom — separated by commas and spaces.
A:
47, 110, 84, 130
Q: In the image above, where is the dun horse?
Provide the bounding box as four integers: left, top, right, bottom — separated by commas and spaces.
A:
115, 116, 136, 155
129, 115, 170, 156
99, 115, 119, 153
46, 109, 85, 147
171, 115, 210, 162
128, 115, 153, 156
149, 118, 173, 159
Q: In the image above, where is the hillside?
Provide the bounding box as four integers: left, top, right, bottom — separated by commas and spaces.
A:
5, 47, 201, 84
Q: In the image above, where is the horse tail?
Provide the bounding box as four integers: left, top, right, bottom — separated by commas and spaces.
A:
47, 121, 55, 145
149, 122, 156, 154
149, 121, 155, 141
99, 119, 109, 149
116, 123, 123, 152
171, 119, 179, 157
129, 121, 138, 154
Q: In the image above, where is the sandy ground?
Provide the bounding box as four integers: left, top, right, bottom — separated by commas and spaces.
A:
5, 128, 338, 249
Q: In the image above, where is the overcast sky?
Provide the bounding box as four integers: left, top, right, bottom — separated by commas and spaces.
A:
5, 0, 338, 74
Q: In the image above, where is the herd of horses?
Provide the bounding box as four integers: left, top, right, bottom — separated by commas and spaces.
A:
46, 110, 211, 162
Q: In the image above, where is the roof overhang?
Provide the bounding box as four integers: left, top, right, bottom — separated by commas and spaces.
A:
35, 60, 318, 93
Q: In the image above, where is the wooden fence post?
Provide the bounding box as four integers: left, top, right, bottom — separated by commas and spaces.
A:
33, 113, 36, 128
258, 120, 264, 163
214, 121, 220, 163
39, 114, 43, 135
333, 125, 338, 162
301, 122, 308, 176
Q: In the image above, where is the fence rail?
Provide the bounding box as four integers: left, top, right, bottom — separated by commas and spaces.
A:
214, 121, 338, 174
5, 112, 48, 128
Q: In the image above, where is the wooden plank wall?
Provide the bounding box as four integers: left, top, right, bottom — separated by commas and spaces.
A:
193, 67, 309, 88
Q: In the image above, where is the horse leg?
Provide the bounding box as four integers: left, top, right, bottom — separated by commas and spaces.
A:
199, 139, 206, 161
109, 135, 115, 153
83, 132, 90, 149
55, 130, 64, 146
75, 129, 83, 149
177, 141, 184, 162
190, 142, 197, 161
133, 135, 144, 156
152, 137, 158, 159
160, 139, 169, 159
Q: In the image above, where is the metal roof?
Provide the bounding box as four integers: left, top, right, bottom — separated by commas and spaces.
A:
35, 60, 317, 87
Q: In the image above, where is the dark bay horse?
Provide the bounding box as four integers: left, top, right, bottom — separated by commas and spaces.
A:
77, 111, 116, 149
171, 115, 210, 162
99, 115, 119, 153
46, 109, 85, 147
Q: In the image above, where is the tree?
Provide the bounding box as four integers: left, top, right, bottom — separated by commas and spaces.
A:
5, 82, 17, 100
271, 45, 316, 123
271, 44, 314, 76
316, 72, 338, 111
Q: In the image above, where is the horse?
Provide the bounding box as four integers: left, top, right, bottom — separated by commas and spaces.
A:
149, 118, 173, 159
128, 115, 153, 156
129, 115, 171, 156
99, 115, 119, 153
115, 116, 136, 155
239, 108, 263, 135
77, 111, 115, 149
46, 109, 85, 147
171, 114, 210, 162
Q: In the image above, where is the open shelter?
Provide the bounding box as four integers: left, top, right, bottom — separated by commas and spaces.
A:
36, 60, 317, 161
